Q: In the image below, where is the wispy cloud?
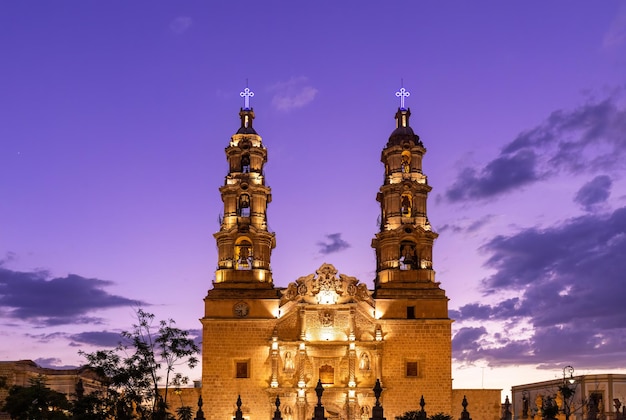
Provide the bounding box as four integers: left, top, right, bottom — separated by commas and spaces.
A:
34, 357, 79, 370
69, 331, 124, 348
438, 215, 496, 235
0, 266, 143, 326
574, 175, 612, 212
452, 206, 626, 368
603, 4, 626, 49
445, 93, 626, 202
317, 233, 350, 255
170, 16, 193, 34
269, 77, 318, 111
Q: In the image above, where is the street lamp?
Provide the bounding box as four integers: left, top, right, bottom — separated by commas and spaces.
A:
561, 365, 576, 420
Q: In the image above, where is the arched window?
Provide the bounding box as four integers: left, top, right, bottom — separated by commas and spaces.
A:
399, 241, 417, 270
401, 151, 411, 173
401, 194, 412, 217
241, 154, 250, 173
235, 239, 253, 270
238, 194, 250, 217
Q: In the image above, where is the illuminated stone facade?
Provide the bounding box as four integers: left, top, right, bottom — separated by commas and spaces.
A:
0, 360, 104, 420
201, 100, 500, 420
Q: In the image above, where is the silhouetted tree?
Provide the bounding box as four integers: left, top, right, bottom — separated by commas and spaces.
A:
2, 376, 70, 420
80, 309, 199, 420
395, 411, 452, 420
429, 414, 453, 420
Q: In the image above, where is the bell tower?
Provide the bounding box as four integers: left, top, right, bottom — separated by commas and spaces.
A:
213, 87, 276, 286
371, 87, 449, 319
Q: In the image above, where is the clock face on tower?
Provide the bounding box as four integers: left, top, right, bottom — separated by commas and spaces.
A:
233, 302, 249, 318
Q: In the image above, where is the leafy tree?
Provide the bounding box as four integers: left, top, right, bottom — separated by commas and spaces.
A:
2, 376, 70, 420
172, 388, 193, 420
70, 379, 110, 420
429, 414, 453, 420
175, 406, 193, 420
395, 411, 424, 420
80, 309, 199, 420
395, 411, 452, 420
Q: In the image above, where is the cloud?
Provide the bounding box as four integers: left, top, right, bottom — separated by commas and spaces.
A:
69, 331, 124, 348
603, 4, 626, 49
68, 328, 202, 351
574, 175, 612, 212
316, 233, 350, 255
446, 150, 539, 202
0, 251, 17, 265
188, 328, 203, 351
269, 77, 318, 111
452, 326, 487, 354
34, 358, 78, 370
446, 94, 626, 202
438, 215, 495, 234
452, 206, 626, 368
0, 266, 143, 326
170, 16, 192, 34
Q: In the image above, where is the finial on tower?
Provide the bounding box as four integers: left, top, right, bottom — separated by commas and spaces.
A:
395, 83, 410, 110
240, 80, 255, 109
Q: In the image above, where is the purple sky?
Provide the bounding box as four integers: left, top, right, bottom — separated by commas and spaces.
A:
1, 1, 626, 397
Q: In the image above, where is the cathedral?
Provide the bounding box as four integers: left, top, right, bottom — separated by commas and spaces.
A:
200, 88, 501, 420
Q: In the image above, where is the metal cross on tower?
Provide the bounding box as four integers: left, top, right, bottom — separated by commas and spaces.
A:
240, 87, 254, 109
395, 87, 410, 109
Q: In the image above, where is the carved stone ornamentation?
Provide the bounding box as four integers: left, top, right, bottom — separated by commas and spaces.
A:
280, 264, 373, 306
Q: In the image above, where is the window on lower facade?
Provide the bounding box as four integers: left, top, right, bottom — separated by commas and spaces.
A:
236, 361, 249, 378
406, 361, 418, 377
407, 306, 416, 319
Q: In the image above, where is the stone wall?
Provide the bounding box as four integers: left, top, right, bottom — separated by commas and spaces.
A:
452, 389, 502, 420
378, 319, 453, 419
0, 360, 104, 420
201, 318, 278, 419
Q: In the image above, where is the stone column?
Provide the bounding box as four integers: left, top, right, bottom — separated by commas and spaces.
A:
300, 307, 307, 340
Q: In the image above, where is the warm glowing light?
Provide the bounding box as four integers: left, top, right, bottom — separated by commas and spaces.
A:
299, 342, 306, 350
349, 342, 355, 350
375, 326, 383, 341
348, 389, 356, 397
271, 380, 278, 388
321, 330, 333, 341
318, 290, 337, 304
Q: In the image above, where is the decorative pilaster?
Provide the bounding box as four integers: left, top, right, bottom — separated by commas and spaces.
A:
298, 343, 306, 388
300, 307, 307, 340
271, 329, 279, 388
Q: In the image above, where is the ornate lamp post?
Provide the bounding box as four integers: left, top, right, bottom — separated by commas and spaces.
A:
560, 365, 576, 420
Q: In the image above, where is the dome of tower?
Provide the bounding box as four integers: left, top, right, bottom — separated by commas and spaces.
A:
387, 108, 421, 147
237, 126, 258, 135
